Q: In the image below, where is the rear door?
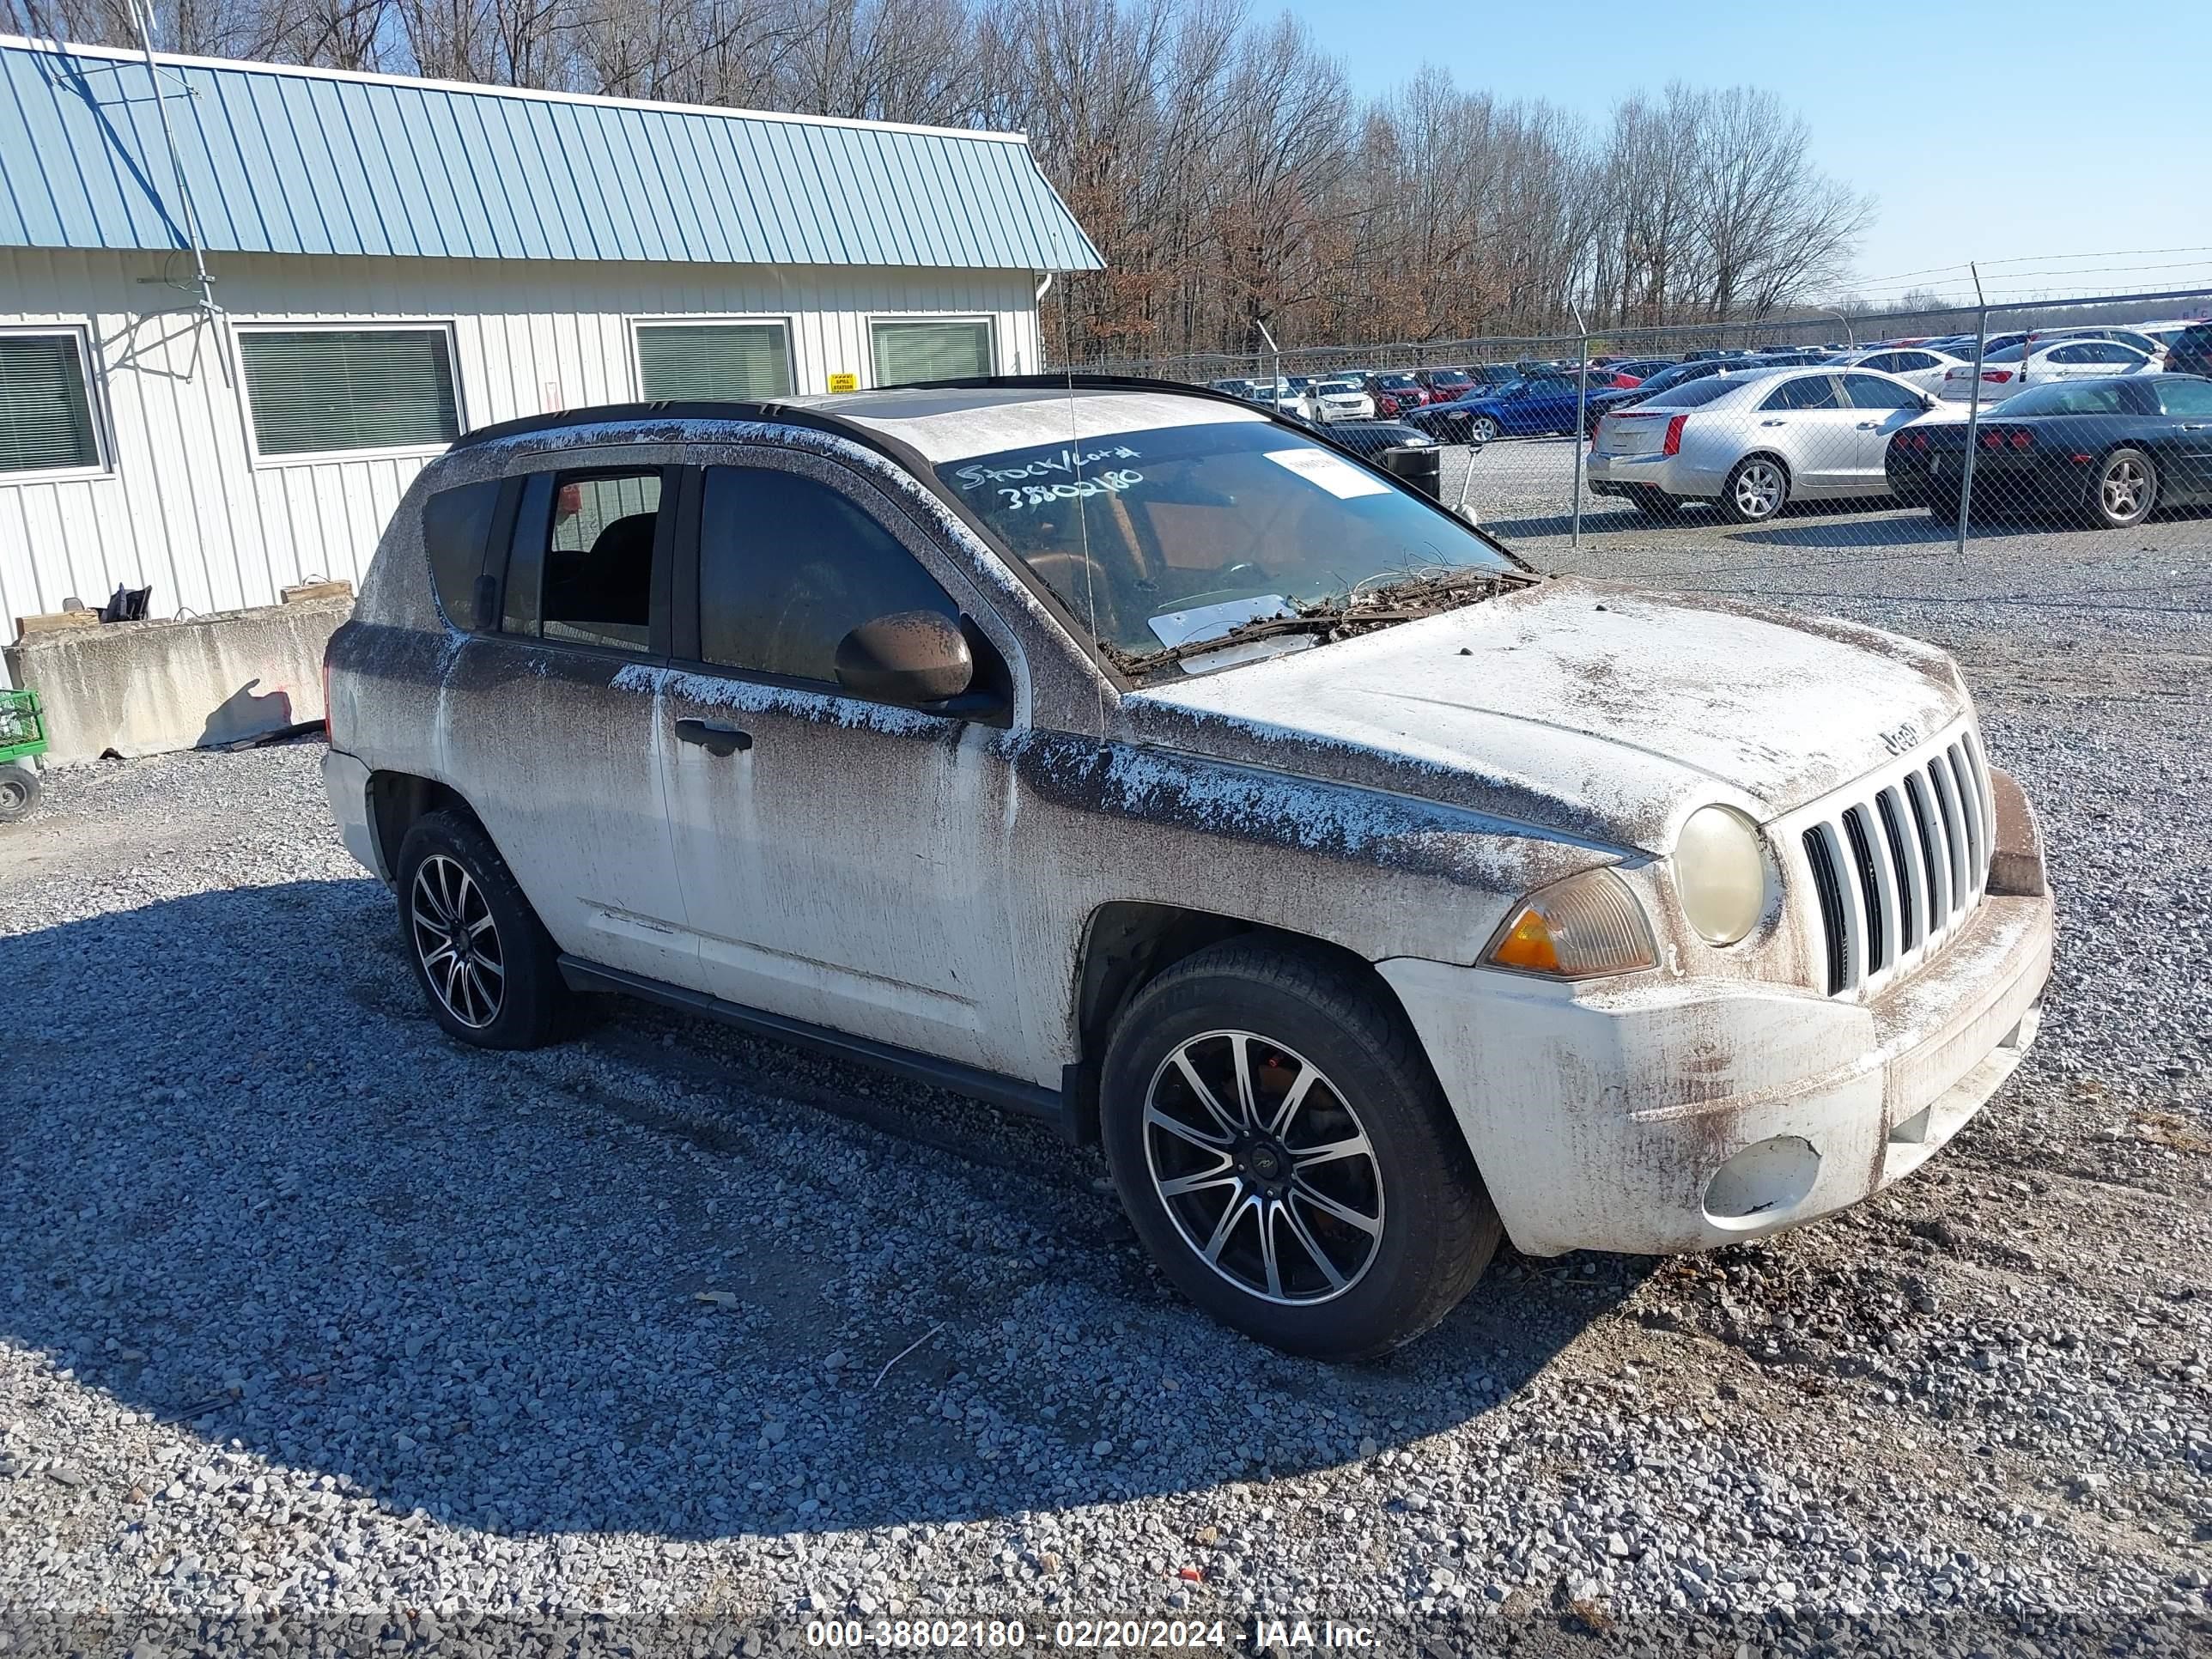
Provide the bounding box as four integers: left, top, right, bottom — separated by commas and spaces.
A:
1754, 374, 1859, 492
442, 462, 696, 985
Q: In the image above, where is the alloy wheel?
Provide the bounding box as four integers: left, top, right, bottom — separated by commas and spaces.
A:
1470, 416, 1499, 444
410, 854, 505, 1029
2100, 455, 2149, 522
1733, 459, 1786, 520
1142, 1030, 1384, 1306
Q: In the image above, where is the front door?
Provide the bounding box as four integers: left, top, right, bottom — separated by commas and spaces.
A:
1839, 373, 1929, 492
443, 463, 696, 986
656, 453, 1028, 1076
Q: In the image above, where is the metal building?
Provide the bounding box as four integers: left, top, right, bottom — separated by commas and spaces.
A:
0, 35, 1100, 626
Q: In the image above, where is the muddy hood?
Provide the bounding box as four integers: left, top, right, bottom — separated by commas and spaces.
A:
1122, 579, 1972, 854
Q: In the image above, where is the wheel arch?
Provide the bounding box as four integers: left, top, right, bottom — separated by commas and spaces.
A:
1060, 901, 1426, 1146
368, 771, 486, 883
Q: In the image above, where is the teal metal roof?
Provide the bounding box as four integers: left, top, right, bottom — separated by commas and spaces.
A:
0, 37, 1102, 270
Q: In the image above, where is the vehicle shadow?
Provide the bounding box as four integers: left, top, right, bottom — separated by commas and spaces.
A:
0, 879, 1643, 1542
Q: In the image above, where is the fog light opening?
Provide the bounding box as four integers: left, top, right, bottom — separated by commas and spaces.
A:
1704, 1134, 1821, 1229
1888, 1105, 1933, 1147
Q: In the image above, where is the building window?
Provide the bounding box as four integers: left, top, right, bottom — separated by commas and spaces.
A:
635, 321, 793, 401
871, 319, 994, 386
237, 326, 460, 459
0, 331, 102, 475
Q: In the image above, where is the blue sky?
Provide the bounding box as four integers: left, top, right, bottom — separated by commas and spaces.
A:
1290, 0, 2212, 307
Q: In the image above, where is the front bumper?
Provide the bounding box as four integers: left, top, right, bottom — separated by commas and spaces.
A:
1378, 884, 2053, 1259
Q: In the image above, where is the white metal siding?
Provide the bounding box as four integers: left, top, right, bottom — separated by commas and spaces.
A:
0, 248, 1043, 628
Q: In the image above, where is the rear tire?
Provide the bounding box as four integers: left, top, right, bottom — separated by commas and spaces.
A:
1468, 416, 1500, 445
1100, 939, 1500, 1360
1721, 454, 1790, 524
0, 762, 40, 823
396, 811, 565, 1049
2085, 447, 2157, 529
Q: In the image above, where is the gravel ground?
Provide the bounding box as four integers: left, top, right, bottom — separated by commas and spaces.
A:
2, 520, 2208, 1657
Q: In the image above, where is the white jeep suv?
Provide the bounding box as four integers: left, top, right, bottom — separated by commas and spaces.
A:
323, 378, 2054, 1359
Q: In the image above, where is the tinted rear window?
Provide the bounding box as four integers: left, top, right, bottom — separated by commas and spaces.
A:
422, 480, 501, 629
1641, 378, 1741, 410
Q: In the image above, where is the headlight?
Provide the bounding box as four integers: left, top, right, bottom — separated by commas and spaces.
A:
1674, 805, 1769, 945
1482, 868, 1656, 979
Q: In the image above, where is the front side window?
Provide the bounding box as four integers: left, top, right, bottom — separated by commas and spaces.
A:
237, 327, 459, 458
937, 419, 1517, 659
635, 321, 793, 400
1761, 375, 1842, 411
506, 471, 663, 651
697, 466, 956, 684
0, 331, 101, 474
872, 319, 994, 386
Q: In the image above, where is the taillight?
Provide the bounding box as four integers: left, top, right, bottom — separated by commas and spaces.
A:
1662, 415, 1687, 456
1983, 370, 2013, 382
2008, 428, 2033, 450
1979, 428, 2003, 451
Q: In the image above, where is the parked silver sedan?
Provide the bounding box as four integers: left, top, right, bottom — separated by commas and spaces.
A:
1588, 366, 1938, 523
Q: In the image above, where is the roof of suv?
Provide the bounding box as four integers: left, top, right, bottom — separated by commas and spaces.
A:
451, 378, 1271, 465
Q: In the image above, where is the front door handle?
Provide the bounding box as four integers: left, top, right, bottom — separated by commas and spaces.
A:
1761, 418, 1786, 426
1856, 420, 1881, 429
675, 718, 751, 757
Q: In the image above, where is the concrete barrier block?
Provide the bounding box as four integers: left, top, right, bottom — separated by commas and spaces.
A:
3, 596, 352, 764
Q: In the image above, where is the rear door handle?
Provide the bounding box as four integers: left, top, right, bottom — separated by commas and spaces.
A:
675, 718, 751, 757
1760, 418, 1786, 426
1856, 420, 1881, 429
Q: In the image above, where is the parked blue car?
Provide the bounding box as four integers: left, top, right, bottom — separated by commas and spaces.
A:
1406, 375, 1590, 444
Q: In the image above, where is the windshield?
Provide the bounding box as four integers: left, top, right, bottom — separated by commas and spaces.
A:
1319, 379, 1361, 394
1374, 374, 1420, 389
938, 421, 1519, 664
1984, 343, 2028, 363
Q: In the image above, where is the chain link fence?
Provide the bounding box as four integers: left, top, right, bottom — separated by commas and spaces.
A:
1074, 288, 2212, 562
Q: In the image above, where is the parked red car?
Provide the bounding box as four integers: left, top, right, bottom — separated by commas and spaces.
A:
1362, 371, 1431, 417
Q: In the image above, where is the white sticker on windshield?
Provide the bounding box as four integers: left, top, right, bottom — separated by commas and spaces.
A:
1262, 447, 1390, 499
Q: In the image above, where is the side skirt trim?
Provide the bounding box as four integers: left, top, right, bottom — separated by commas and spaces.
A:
556, 955, 1070, 1132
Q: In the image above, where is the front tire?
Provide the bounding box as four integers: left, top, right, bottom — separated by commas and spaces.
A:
2086, 447, 2157, 528
1100, 939, 1500, 1359
1468, 416, 1500, 445
1722, 454, 1790, 524
396, 811, 565, 1049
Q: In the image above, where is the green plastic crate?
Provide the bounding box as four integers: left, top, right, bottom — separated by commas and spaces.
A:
0, 688, 47, 764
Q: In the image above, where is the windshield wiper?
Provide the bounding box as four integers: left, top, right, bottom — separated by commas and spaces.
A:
1107, 566, 1530, 675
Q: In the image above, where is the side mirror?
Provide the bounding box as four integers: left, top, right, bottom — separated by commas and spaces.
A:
834, 610, 975, 705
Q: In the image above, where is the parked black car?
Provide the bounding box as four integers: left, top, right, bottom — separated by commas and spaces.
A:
1884, 374, 2212, 528
2166, 321, 2212, 380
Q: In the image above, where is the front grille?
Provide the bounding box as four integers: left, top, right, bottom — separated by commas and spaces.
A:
1800, 731, 1993, 997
